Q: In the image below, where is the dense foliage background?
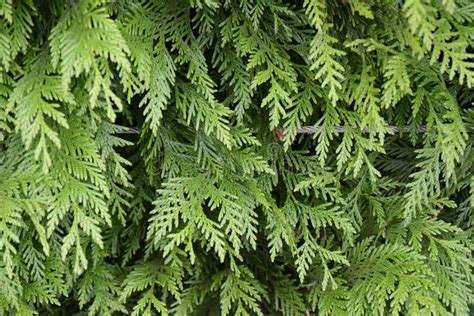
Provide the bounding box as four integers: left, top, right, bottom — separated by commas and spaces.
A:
0, 0, 473, 314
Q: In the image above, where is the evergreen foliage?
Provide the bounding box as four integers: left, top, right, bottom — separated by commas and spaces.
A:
0, 0, 473, 314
